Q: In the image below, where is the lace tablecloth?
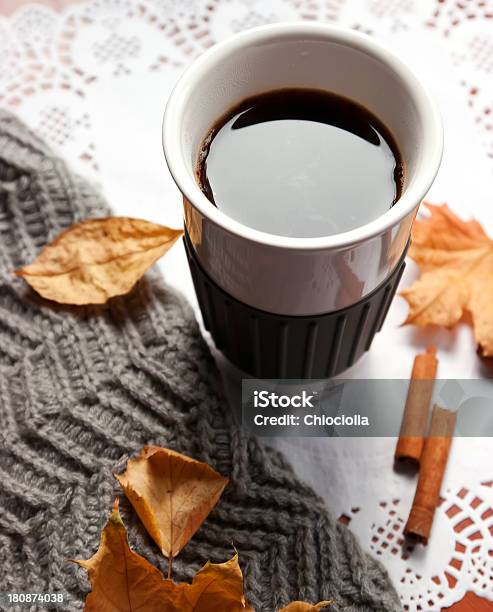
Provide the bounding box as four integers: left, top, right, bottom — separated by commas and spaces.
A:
1, 1, 492, 610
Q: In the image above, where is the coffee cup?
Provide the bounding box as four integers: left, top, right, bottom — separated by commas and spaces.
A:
163, 22, 443, 378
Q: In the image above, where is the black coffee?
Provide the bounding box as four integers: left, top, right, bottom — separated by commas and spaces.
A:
198, 88, 403, 238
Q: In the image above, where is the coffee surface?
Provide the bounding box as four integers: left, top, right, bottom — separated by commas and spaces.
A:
198, 88, 403, 238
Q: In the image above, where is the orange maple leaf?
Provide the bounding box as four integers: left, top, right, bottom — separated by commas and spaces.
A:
401, 203, 493, 356
74, 499, 251, 612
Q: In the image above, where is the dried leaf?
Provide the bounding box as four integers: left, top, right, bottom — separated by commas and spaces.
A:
277, 602, 334, 611
75, 500, 251, 612
15, 217, 183, 305
116, 446, 228, 558
162, 554, 252, 611
73, 499, 169, 612
401, 203, 493, 356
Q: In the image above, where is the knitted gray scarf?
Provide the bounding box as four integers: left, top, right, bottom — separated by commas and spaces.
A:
0, 111, 401, 611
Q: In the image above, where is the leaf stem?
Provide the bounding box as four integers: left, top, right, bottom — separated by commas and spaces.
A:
168, 556, 173, 580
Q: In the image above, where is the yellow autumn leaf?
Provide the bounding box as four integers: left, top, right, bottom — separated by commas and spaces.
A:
401, 203, 493, 356
115, 446, 228, 559
277, 602, 333, 611
15, 217, 183, 305
74, 499, 251, 612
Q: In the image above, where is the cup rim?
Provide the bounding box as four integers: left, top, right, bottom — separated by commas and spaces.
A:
163, 22, 443, 251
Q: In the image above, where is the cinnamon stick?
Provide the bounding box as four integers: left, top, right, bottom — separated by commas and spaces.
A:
404, 404, 456, 544
395, 346, 438, 465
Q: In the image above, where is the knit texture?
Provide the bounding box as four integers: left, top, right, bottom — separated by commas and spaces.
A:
0, 111, 401, 612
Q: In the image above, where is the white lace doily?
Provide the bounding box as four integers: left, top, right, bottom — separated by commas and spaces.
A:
1, 1, 492, 610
